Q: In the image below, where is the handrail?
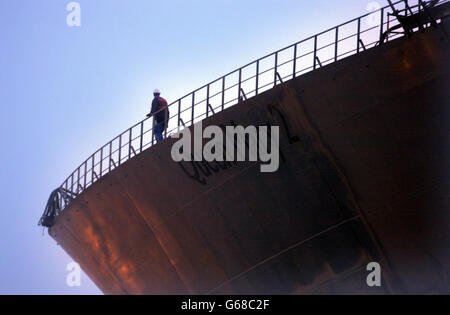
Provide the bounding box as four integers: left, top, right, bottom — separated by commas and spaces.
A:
40, 0, 448, 227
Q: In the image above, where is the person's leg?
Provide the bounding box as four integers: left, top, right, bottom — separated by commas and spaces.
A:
154, 123, 163, 143
160, 121, 166, 138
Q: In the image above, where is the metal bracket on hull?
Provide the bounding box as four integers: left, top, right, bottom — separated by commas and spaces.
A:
381, 0, 449, 44
38, 188, 77, 228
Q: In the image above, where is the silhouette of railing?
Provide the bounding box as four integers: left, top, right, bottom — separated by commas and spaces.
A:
40, 0, 448, 227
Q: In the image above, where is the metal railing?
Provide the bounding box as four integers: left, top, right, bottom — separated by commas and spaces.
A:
40, 0, 448, 226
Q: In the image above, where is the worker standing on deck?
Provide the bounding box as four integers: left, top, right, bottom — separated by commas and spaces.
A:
147, 89, 169, 143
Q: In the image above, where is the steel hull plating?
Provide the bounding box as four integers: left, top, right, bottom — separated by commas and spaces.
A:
50, 25, 450, 294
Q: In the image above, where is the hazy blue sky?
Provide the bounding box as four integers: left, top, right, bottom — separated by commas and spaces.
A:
0, 0, 380, 294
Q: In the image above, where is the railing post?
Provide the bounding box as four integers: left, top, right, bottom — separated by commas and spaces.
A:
109, 141, 112, 172
293, 44, 297, 78
152, 118, 155, 145
313, 35, 318, 70
274, 52, 278, 86
206, 84, 210, 117
77, 168, 80, 194
71, 173, 74, 194
100, 146, 103, 176
140, 121, 144, 153
221, 76, 225, 111
164, 111, 168, 139
91, 155, 95, 184
357, 17, 361, 53
118, 135, 122, 165
335, 26, 339, 62
191, 92, 195, 125
83, 161, 87, 189
404, 0, 414, 17
238, 68, 242, 101
151, 120, 155, 146
379, 7, 384, 44
255, 60, 259, 95
177, 99, 181, 131
128, 128, 132, 159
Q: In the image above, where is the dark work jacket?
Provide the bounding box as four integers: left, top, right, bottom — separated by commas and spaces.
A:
151, 97, 169, 125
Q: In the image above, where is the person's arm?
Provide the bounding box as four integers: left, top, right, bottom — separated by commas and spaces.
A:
147, 99, 156, 117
